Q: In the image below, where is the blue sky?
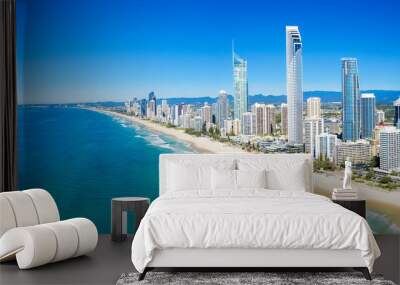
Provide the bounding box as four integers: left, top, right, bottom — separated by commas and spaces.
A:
17, 0, 400, 104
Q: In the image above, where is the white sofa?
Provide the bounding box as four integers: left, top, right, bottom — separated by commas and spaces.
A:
0, 189, 98, 269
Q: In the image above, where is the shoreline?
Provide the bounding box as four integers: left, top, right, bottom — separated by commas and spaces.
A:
87, 107, 400, 232
91, 108, 246, 154
314, 172, 400, 232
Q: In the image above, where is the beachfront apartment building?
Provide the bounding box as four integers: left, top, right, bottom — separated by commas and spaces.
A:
242, 112, 256, 136
251, 103, 275, 136
306, 97, 321, 119
380, 127, 400, 172
361, 93, 376, 139
224, 119, 241, 136
376, 110, 385, 124
304, 118, 324, 158
334, 140, 371, 166
201, 103, 212, 125
315, 133, 337, 161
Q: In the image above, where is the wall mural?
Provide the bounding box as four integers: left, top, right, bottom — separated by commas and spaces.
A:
17, 0, 400, 234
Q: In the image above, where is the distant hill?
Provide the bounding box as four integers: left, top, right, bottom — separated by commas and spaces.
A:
21, 90, 399, 107
161, 90, 400, 106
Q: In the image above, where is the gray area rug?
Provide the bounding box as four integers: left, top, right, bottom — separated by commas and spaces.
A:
116, 271, 395, 285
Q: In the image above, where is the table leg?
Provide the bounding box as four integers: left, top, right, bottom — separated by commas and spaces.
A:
112, 202, 125, 242
122, 210, 127, 238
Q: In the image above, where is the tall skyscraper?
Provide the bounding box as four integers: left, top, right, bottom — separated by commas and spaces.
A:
306, 97, 321, 119
281, 103, 288, 136
286, 26, 303, 144
315, 133, 337, 161
341, 58, 361, 141
233, 46, 248, 120
304, 118, 323, 158
394, 98, 400, 128
217, 90, 228, 127
361, 93, 376, 139
380, 127, 400, 171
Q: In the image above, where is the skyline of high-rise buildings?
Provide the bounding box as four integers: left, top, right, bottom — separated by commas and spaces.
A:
341, 58, 361, 142
286, 26, 303, 145
126, 26, 400, 175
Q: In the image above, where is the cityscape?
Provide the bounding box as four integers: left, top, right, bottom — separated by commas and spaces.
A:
114, 26, 400, 190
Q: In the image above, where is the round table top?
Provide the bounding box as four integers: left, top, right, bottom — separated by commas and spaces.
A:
112, 197, 149, 202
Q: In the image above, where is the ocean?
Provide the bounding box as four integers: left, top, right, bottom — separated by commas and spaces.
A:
18, 106, 194, 233
17, 105, 399, 234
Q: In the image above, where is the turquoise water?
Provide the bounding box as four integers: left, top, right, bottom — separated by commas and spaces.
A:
18, 106, 194, 233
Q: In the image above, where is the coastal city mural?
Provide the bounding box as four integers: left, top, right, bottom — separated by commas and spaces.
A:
17, 0, 400, 234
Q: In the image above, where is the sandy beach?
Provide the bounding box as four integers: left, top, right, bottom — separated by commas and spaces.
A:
94, 109, 246, 154
91, 107, 400, 232
314, 171, 400, 232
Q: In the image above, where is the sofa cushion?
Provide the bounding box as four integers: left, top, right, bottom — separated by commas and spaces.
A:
0, 192, 39, 227
24, 189, 60, 224
0, 196, 17, 238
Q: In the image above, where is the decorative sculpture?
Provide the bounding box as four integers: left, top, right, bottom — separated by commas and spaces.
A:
343, 157, 352, 190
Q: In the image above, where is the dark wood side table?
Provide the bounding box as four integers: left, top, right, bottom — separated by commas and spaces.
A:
111, 197, 150, 242
332, 199, 366, 218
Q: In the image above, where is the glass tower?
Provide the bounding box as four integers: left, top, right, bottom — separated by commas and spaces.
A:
232, 48, 248, 120
341, 58, 361, 141
361, 93, 376, 139
286, 26, 303, 144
